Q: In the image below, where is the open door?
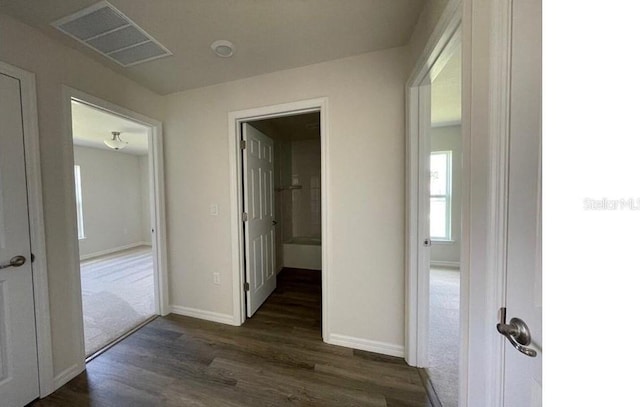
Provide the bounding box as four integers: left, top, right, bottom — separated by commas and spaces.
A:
497, 0, 542, 404
242, 123, 276, 317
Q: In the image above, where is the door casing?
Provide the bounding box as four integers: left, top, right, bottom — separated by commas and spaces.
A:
61, 86, 170, 379
228, 98, 328, 340
406, 0, 534, 405
0, 61, 54, 397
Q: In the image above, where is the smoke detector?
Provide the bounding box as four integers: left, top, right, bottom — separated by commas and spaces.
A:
211, 40, 235, 58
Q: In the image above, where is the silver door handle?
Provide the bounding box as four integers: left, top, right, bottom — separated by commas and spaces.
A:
0, 255, 26, 270
496, 307, 537, 357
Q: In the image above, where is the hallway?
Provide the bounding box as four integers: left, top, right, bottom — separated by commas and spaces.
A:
35, 269, 430, 406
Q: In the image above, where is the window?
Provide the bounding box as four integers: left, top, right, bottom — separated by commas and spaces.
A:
74, 165, 86, 239
430, 151, 452, 240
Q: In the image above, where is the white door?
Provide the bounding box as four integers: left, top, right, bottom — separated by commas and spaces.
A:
0, 72, 40, 406
500, 0, 542, 405
242, 123, 276, 317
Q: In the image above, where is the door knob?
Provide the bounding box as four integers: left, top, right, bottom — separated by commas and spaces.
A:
496, 307, 537, 357
0, 255, 27, 270
272, 220, 278, 226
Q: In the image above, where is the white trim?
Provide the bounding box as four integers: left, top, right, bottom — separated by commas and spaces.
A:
430, 261, 460, 268
327, 334, 404, 358
228, 98, 329, 341
484, 0, 515, 405
170, 306, 236, 325
52, 363, 84, 390
405, 0, 462, 370
0, 61, 55, 397
61, 87, 169, 380
78, 241, 149, 261
431, 120, 462, 128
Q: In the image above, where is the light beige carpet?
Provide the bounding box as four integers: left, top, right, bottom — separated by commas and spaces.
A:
428, 267, 460, 407
80, 246, 155, 357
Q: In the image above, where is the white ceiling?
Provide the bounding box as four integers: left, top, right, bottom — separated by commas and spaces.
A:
431, 44, 461, 126
0, 0, 426, 95
72, 100, 149, 155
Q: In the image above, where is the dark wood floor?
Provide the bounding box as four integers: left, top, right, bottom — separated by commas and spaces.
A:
32, 268, 429, 407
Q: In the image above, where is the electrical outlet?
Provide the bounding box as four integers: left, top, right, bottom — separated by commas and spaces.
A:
213, 272, 221, 285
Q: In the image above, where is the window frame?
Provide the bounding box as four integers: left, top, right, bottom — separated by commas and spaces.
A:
430, 150, 453, 241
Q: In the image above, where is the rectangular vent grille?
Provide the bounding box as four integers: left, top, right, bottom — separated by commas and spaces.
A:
52, 1, 172, 67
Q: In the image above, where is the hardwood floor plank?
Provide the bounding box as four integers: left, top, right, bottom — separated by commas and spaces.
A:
33, 268, 429, 407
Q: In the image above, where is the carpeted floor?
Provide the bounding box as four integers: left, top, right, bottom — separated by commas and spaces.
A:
80, 246, 155, 357
428, 267, 460, 407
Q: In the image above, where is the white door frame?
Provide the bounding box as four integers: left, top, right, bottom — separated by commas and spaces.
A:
61, 86, 170, 364
228, 98, 329, 340
0, 61, 54, 396
405, 0, 471, 401
405, 0, 521, 405
405, 0, 463, 365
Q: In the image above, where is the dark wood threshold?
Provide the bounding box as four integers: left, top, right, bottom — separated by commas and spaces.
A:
418, 367, 443, 407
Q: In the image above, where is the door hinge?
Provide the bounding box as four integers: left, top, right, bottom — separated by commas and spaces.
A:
240, 140, 247, 150
242, 212, 248, 222
31, 253, 35, 263
244, 282, 250, 291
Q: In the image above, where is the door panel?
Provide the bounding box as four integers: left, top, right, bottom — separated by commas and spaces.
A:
0, 72, 39, 406
502, 0, 542, 405
243, 123, 276, 317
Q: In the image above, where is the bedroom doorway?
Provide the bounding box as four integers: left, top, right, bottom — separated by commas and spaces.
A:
66, 90, 168, 360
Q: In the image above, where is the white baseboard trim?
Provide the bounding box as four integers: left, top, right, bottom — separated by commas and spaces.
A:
80, 241, 148, 261
170, 305, 236, 326
327, 333, 405, 357
430, 260, 460, 268
53, 363, 84, 390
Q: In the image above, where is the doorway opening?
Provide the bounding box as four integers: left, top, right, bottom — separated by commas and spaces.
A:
68, 95, 167, 359
241, 112, 322, 334
426, 42, 462, 407
405, 6, 467, 407
228, 98, 328, 339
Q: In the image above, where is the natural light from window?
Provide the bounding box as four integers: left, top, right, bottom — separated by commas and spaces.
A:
430, 151, 451, 240
74, 164, 86, 239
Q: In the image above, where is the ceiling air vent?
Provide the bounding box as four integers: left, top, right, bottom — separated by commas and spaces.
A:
52, 1, 172, 67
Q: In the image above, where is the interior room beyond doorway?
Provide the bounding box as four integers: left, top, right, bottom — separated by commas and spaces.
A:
71, 100, 157, 357
243, 112, 323, 332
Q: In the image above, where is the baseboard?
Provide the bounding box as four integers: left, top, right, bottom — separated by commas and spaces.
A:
170, 305, 236, 325
53, 363, 84, 390
80, 241, 148, 261
327, 333, 405, 357
430, 260, 460, 268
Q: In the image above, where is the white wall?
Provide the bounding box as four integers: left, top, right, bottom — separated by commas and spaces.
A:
73, 146, 149, 258
291, 139, 322, 238
431, 125, 462, 265
0, 13, 164, 385
408, 0, 451, 67
164, 46, 409, 349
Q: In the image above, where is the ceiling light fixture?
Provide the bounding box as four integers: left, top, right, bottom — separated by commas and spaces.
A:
211, 40, 235, 58
104, 131, 128, 150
